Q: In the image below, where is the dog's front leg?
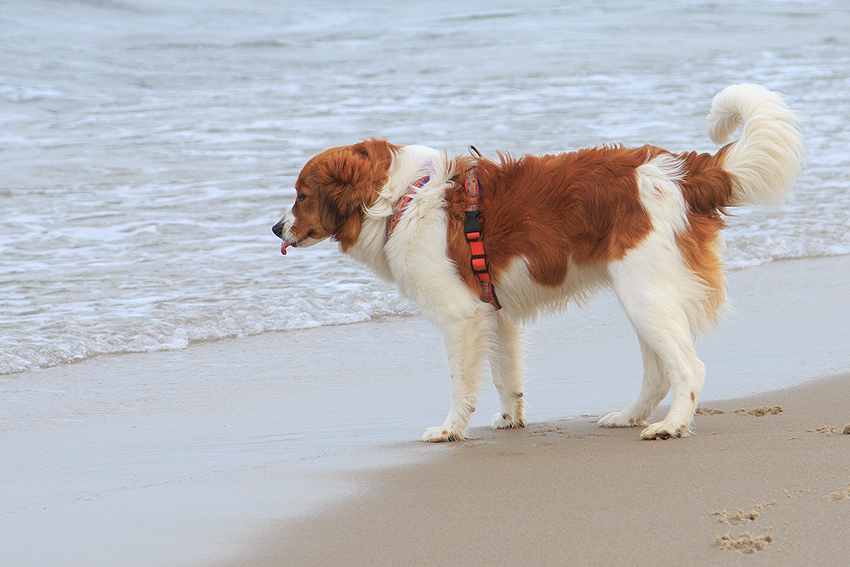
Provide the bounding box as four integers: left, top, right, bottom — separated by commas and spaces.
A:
490, 314, 527, 430
422, 308, 495, 443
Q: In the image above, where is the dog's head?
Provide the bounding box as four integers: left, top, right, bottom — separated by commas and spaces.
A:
272, 140, 395, 254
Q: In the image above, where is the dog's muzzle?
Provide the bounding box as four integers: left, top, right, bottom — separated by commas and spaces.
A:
271, 221, 293, 254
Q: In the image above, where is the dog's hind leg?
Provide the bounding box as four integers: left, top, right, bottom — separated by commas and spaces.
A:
634, 330, 703, 440
599, 153, 710, 439
422, 305, 495, 442
598, 337, 670, 428
608, 247, 707, 440
490, 314, 527, 430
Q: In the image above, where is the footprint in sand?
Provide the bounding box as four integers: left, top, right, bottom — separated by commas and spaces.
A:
716, 531, 774, 554
695, 407, 725, 415
808, 425, 842, 435
713, 501, 777, 553
712, 509, 760, 525
734, 406, 784, 417
824, 484, 850, 501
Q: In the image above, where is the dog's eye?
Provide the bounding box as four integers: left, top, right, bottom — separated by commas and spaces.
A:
297, 192, 306, 202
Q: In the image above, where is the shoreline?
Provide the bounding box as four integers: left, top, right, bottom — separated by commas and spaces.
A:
2, 254, 849, 566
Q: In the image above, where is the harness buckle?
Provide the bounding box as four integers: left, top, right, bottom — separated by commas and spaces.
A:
464, 210, 481, 242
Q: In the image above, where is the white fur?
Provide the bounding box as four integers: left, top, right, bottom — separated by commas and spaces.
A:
354, 146, 494, 441
496, 258, 610, 322
707, 83, 805, 206
599, 155, 708, 436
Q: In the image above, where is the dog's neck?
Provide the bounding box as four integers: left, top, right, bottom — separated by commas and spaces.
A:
345, 145, 447, 280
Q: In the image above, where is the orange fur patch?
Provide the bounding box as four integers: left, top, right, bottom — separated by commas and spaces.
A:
446, 146, 659, 295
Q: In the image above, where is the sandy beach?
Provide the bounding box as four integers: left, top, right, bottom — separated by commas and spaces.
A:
2, 254, 848, 566
231, 374, 850, 567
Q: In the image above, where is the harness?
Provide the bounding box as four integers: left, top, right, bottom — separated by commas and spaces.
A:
385, 174, 430, 240
463, 166, 501, 309
385, 162, 501, 310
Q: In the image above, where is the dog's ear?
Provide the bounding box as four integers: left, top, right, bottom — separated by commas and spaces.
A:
314, 145, 377, 251
312, 140, 395, 251
315, 145, 375, 210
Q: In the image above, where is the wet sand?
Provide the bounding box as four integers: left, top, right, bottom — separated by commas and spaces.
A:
225, 374, 850, 567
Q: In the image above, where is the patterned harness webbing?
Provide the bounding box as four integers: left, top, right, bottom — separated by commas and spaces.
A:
385, 175, 430, 240
463, 167, 501, 310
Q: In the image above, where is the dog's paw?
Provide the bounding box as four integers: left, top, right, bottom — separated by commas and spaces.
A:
598, 411, 645, 428
640, 421, 691, 440
491, 412, 527, 430
421, 425, 465, 443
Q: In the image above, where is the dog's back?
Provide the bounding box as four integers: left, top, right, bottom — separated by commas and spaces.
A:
449, 85, 803, 328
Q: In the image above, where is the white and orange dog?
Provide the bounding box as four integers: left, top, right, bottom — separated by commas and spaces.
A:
273, 84, 804, 442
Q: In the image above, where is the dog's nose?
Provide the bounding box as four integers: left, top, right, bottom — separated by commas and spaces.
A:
272, 222, 283, 238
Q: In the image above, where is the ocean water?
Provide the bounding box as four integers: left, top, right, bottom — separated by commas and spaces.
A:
2, 0, 849, 375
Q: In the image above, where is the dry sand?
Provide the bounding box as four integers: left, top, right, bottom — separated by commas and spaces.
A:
220, 373, 850, 567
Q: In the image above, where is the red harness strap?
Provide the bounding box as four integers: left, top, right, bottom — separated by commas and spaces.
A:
464, 167, 501, 310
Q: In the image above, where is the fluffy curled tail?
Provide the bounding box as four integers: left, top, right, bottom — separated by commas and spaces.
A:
707, 84, 805, 207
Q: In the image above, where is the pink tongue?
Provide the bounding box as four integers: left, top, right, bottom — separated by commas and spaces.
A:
281, 241, 291, 255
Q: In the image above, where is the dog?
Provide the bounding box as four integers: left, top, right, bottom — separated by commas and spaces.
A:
272, 84, 804, 442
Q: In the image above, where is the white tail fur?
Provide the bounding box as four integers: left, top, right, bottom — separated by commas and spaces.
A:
706, 84, 805, 207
